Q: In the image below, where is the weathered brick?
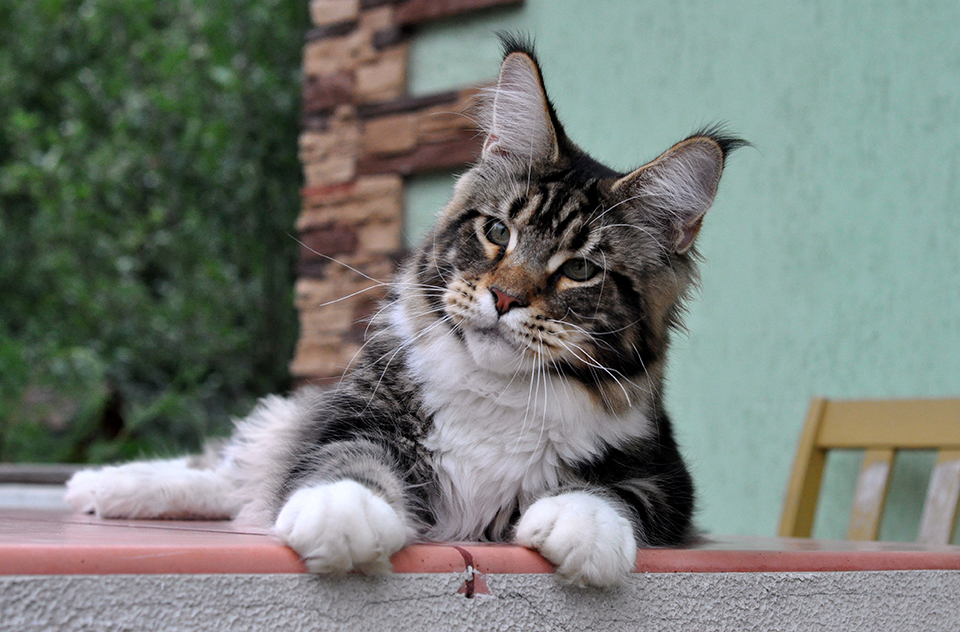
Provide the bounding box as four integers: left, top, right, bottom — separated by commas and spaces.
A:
359, 5, 394, 31
299, 175, 402, 230
355, 45, 408, 103
302, 72, 356, 113
303, 174, 400, 206
416, 88, 483, 144
299, 223, 360, 259
299, 131, 336, 165
361, 113, 418, 156
357, 218, 402, 254
298, 196, 401, 232
357, 132, 482, 176
298, 115, 359, 166
303, 154, 356, 187
393, 0, 522, 27
309, 0, 360, 27
336, 6, 394, 67
303, 29, 368, 76
303, 38, 350, 76
299, 302, 357, 337
290, 338, 361, 379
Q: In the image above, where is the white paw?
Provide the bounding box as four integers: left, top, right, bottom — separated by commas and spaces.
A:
515, 492, 637, 588
63, 460, 238, 519
274, 480, 409, 574
64, 469, 101, 514
65, 466, 149, 518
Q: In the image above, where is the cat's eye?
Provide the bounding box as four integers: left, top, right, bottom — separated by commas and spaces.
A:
485, 219, 511, 247
561, 258, 599, 282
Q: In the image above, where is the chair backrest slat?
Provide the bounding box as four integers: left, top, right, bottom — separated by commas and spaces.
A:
847, 448, 894, 540
918, 449, 960, 545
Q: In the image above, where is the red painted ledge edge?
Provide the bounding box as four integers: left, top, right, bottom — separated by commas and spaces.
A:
3, 509, 960, 576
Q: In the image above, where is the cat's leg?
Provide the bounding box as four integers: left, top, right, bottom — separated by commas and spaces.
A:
271, 439, 417, 574
64, 456, 241, 520
517, 433, 696, 587
515, 490, 637, 588
65, 392, 309, 521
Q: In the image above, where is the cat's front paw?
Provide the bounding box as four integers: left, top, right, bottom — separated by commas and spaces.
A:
65, 466, 149, 518
63, 459, 236, 519
274, 479, 409, 574
65, 464, 161, 518
515, 491, 637, 588
64, 469, 101, 514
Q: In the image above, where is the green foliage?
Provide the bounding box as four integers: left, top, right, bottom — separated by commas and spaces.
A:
0, 0, 308, 462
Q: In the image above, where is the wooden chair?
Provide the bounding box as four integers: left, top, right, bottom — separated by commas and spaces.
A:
780, 397, 960, 544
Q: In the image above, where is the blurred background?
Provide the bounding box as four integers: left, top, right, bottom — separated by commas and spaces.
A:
0, 0, 307, 463
2, 0, 958, 540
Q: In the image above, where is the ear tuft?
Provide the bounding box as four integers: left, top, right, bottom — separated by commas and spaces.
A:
481, 49, 559, 165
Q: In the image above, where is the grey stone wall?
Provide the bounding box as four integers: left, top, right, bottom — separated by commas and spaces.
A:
4, 570, 958, 631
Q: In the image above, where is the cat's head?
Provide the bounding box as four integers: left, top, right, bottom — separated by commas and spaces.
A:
411, 36, 743, 411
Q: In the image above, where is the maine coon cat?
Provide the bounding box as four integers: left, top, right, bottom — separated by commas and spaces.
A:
66, 36, 743, 588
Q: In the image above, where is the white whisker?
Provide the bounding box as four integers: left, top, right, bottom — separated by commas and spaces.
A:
556, 339, 634, 407
291, 235, 385, 285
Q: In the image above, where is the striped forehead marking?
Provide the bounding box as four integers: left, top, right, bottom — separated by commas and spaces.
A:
515, 182, 599, 250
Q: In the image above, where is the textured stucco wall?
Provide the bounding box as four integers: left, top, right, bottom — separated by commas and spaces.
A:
4, 571, 960, 631
401, 1, 960, 541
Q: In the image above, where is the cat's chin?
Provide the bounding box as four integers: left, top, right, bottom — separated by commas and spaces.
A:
463, 327, 526, 375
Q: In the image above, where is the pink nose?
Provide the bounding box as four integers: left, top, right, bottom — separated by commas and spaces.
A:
491, 287, 524, 315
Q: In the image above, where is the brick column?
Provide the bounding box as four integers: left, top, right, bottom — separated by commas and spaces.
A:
292, 0, 522, 384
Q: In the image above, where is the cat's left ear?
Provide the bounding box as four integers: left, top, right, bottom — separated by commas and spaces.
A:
482, 51, 560, 165
613, 136, 728, 255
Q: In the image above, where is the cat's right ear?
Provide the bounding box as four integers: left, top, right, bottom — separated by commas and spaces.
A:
481, 51, 560, 165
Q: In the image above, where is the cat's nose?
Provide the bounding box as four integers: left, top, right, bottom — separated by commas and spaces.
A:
490, 287, 525, 316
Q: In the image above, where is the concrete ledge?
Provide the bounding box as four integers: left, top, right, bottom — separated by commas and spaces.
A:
5, 570, 960, 631
4, 509, 960, 630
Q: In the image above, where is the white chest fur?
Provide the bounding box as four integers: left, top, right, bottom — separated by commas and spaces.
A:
400, 310, 652, 540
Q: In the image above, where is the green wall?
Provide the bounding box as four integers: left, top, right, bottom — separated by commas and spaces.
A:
402, 1, 960, 540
